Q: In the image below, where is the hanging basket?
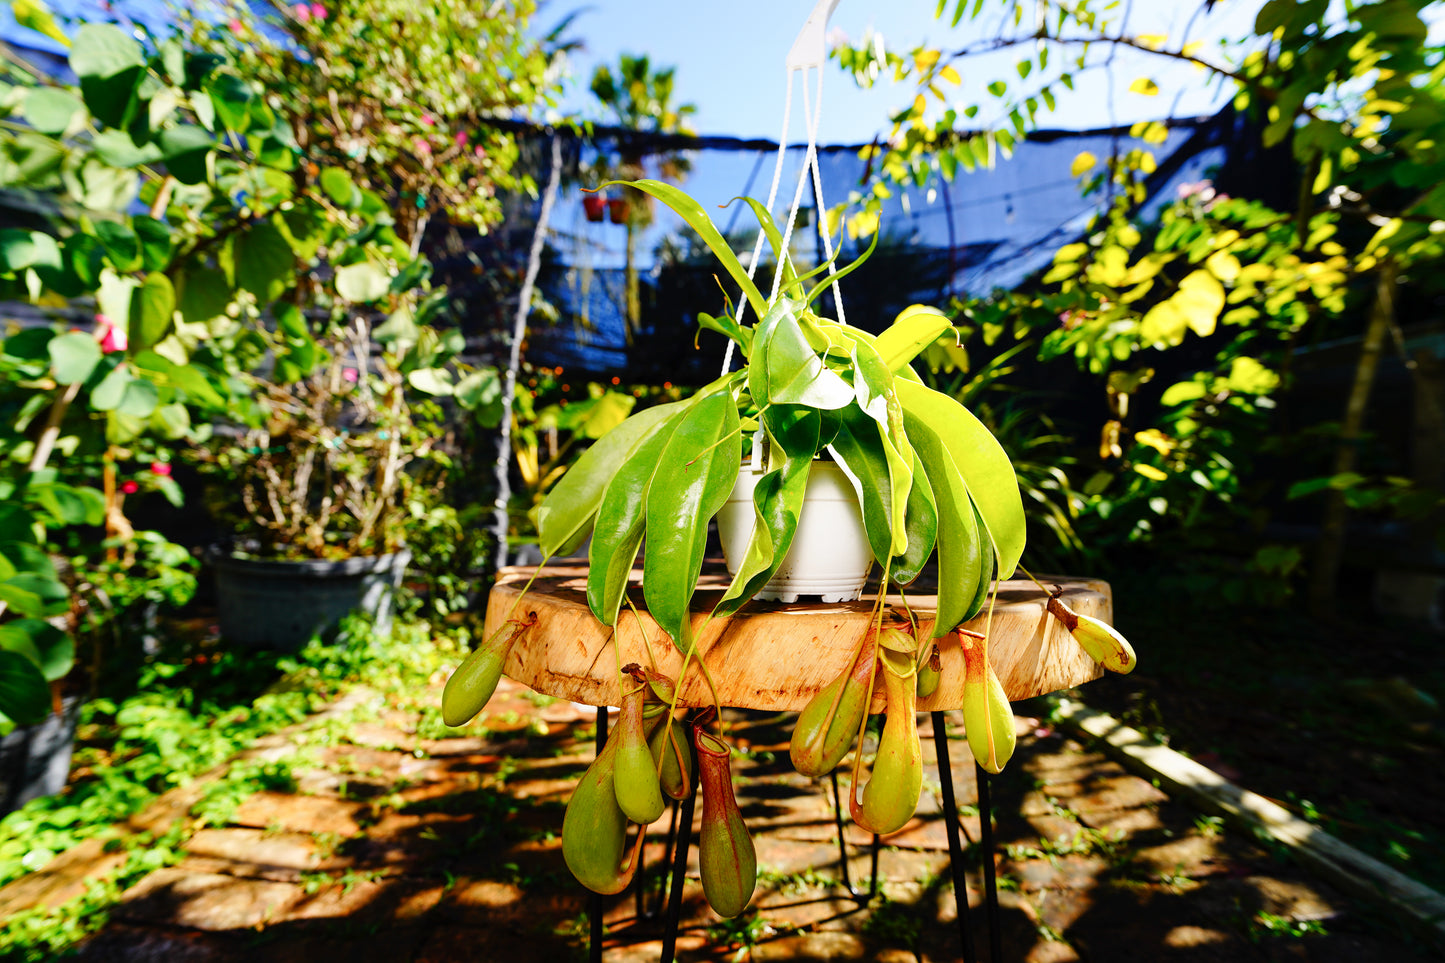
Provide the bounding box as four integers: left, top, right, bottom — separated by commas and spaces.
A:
717, 460, 871, 603
582, 194, 607, 222
607, 197, 630, 224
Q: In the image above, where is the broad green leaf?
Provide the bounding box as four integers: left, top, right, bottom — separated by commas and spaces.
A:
90, 361, 132, 410
827, 409, 895, 568
407, 367, 453, 396
95, 221, 140, 272
13, 0, 69, 45
454, 367, 502, 425
24, 88, 83, 135
759, 304, 854, 410
48, 331, 101, 384
0, 572, 69, 618
586, 406, 690, 627
874, 305, 952, 372
850, 338, 912, 556
91, 129, 163, 169
232, 219, 293, 303
891, 447, 938, 585
643, 388, 742, 649
903, 414, 986, 635
0, 620, 72, 682
70, 24, 145, 127
534, 398, 694, 558
336, 261, 391, 303
0, 650, 50, 726
176, 266, 231, 323
712, 405, 821, 620
151, 402, 191, 439
132, 272, 175, 350
133, 351, 225, 408
115, 375, 159, 417
319, 168, 357, 207
157, 125, 214, 185
896, 378, 1025, 580
0, 229, 61, 273
131, 216, 172, 272
601, 179, 766, 319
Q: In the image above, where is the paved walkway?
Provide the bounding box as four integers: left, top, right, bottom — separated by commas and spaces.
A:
60, 677, 1434, 962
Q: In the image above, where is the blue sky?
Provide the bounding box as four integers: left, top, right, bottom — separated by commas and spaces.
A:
543, 0, 1271, 143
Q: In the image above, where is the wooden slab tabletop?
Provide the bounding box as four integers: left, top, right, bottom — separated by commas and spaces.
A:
484, 563, 1109, 713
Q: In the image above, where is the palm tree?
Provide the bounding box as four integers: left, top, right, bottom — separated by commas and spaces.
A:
589, 54, 697, 342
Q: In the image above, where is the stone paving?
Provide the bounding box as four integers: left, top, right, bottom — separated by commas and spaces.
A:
49, 677, 1438, 962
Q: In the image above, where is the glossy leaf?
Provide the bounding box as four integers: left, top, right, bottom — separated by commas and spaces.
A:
642, 388, 742, 649
800, 226, 878, 307
132, 272, 175, 351
536, 398, 691, 560
48, 331, 101, 385
697, 311, 753, 356
895, 379, 1025, 579
892, 447, 938, 585
0, 650, 50, 727
70, 24, 144, 127
587, 405, 689, 626
874, 305, 953, 372
904, 413, 985, 636
827, 408, 895, 568
850, 337, 913, 556
711, 405, 821, 620
758, 304, 853, 410
601, 179, 766, 319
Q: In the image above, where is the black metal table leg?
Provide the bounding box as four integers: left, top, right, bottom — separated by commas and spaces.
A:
976, 762, 1002, 963
932, 711, 977, 963
659, 746, 699, 963
589, 706, 608, 963
829, 769, 880, 902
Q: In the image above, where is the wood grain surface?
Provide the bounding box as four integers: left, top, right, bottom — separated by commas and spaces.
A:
483, 563, 1110, 712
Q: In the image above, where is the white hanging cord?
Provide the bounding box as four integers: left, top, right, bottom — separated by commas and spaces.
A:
721, 69, 794, 377
720, 0, 844, 377
804, 72, 847, 328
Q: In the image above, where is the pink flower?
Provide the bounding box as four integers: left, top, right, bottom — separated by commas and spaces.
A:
96, 314, 128, 354
151, 462, 171, 477
228, 17, 243, 32
310, 3, 327, 18
294, 2, 310, 21
414, 137, 431, 156
473, 145, 485, 158
1177, 180, 1211, 198
343, 367, 359, 383
420, 113, 435, 127
121, 481, 139, 495
455, 130, 468, 147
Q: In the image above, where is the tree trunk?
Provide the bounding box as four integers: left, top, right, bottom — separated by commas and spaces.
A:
492, 135, 563, 571
1309, 261, 1398, 613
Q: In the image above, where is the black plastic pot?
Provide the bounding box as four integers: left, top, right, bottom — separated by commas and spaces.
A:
0, 696, 81, 817
212, 550, 411, 651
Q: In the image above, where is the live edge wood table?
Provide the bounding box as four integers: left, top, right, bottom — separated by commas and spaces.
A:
484, 563, 1113, 963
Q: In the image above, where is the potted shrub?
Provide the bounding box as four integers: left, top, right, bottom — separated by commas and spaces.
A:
194, 285, 485, 650
446, 180, 1138, 918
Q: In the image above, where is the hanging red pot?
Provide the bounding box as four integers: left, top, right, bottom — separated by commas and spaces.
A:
582, 194, 606, 222
608, 197, 630, 224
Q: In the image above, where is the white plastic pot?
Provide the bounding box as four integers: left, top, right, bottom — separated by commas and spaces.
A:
717, 460, 872, 603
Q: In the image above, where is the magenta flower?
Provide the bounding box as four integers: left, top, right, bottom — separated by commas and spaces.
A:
121, 481, 139, 495
414, 137, 432, 156
151, 462, 171, 477
96, 314, 128, 354
421, 113, 435, 127
310, 3, 327, 18
343, 367, 359, 383
294, 2, 311, 21
228, 17, 243, 32
455, 130, 468, 147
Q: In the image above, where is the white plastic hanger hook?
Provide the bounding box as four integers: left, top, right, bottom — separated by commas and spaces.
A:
787, 0, 841, 70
